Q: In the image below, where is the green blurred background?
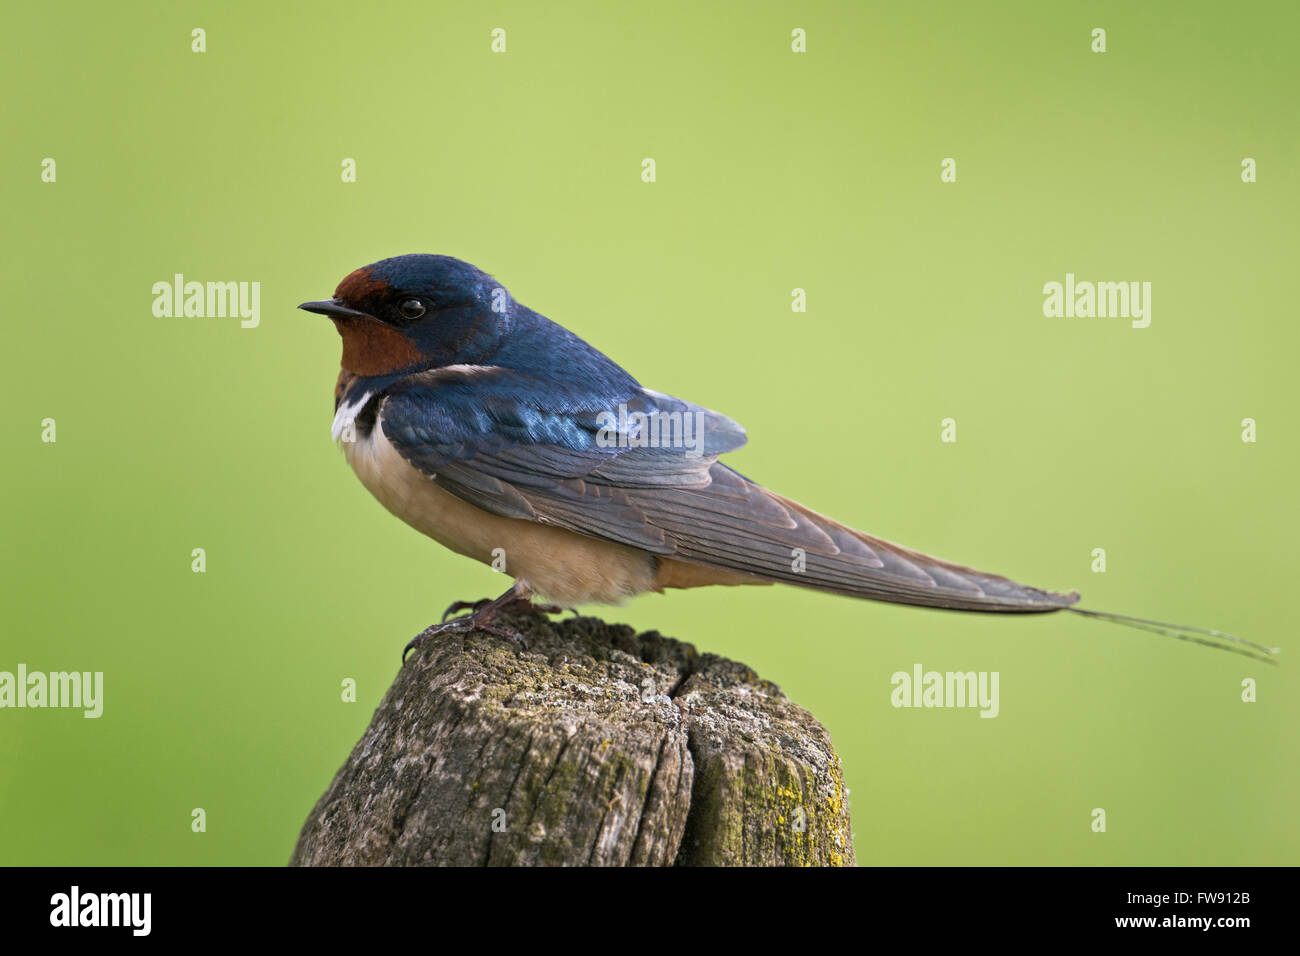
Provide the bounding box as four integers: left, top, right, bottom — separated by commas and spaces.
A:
2, 0, 1296, 865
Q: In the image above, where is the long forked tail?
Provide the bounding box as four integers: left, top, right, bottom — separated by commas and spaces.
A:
1068, 607, 1281, 664
758, 486, 1280, 663
642, 468, 1280, 661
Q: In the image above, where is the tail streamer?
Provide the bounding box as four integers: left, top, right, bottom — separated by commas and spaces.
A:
1068, 608, 1281, 664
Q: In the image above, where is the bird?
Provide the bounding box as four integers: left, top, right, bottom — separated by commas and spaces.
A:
299, 254, 1278, 663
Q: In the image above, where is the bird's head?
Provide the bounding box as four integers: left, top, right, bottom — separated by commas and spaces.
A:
299, 254, 514, 376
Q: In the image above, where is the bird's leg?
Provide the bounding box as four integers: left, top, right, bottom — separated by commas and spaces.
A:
405, 581, 556, 662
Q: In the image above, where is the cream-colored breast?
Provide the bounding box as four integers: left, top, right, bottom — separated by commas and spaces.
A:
341, 405, 661, 606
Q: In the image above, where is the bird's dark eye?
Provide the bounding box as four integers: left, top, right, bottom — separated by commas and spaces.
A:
398, 298, 426, 320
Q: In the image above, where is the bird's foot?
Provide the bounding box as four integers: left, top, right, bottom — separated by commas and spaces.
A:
440, 597, 492, 623
408, 584, 560, 663
440, 594, 573, 624
402, 612, 529, 663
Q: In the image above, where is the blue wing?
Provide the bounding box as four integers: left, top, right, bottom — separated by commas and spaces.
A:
378, 365, 1077, 612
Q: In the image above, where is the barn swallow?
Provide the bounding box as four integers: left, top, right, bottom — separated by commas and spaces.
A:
300, 255, 1278, 663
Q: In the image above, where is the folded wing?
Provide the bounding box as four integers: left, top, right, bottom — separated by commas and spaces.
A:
380, 369, 1078, 612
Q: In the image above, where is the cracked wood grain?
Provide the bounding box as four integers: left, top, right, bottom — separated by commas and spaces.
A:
290, 611, 855, 867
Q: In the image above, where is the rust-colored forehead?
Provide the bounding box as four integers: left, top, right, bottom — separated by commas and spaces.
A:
334, 267, 390, 303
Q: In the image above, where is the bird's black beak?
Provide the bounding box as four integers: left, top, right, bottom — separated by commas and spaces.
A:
298, 299, 375, 320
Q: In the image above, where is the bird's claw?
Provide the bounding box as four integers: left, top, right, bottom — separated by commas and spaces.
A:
402, 618, 530, 662
440, 595, 571, 624
406, 594, 543, 663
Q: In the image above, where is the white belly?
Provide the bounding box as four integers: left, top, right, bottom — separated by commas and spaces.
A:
341, 414, 659, 606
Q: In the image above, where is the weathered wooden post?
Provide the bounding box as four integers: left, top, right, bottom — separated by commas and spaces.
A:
291, 612, 854, 866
